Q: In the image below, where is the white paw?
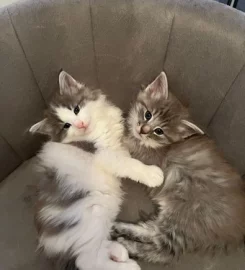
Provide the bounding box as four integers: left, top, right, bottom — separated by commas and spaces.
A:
109, 242, 129, 262
141, 165, 164, 187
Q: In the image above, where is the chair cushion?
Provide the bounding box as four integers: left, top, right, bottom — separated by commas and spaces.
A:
0, 158, 245, 270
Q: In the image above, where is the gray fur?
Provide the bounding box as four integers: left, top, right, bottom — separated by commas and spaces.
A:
32, 71, 99, 267
30, 71, 101, 141
50, 255, 78, 270
35, 162, 89, 237
68, 141, 97, 153
112, 72, 245, 264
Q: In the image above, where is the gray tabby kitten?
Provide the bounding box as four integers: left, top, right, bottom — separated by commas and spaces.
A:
112, 72, 245, 264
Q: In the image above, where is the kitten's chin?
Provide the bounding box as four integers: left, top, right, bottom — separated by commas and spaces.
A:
130, 126, 144, 142
131, 129, 142, 141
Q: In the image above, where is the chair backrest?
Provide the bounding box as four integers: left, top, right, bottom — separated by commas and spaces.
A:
0, 0, 245, 181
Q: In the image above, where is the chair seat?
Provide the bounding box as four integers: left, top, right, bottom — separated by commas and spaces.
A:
0, 158, 244, 270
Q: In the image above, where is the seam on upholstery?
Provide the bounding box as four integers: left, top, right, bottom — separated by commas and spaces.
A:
89, 0, 100, 88
0, 134, 22, 161
207, 62, 245, 128
163, 13, 175, 69
162, 0, 179, 69
7, 8, 47, 106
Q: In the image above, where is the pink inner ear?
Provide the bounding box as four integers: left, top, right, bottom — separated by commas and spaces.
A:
146, 72, 168, 99
66, 76, 77, 88
147, 75, 162, 94
149, 86, 155, 93
148, 80, 161, 95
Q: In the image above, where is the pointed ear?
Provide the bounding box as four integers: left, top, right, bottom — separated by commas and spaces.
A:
59, 71, 82, 95
29, 119, 52, 136
180, 120, 204, 138
144, 72, 168, 100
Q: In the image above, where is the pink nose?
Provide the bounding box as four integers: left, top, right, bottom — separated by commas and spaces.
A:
74, 120, 87, 129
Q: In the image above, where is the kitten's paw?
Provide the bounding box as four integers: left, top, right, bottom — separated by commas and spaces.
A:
141, 165, 164, 187
117, 236, 125, 244
110, 230, 118, 240
109, 242, 129, 262
111, 224, 123, 239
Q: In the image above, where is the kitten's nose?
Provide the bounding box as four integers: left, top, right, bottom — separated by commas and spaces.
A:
140, 124, 151, 134
74, 120, 87, 129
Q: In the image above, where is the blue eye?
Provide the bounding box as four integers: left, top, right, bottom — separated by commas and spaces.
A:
74, 105, 80, 115
64, 123, 71, 129
154, 128, 164, 136
145, 110, 152, 121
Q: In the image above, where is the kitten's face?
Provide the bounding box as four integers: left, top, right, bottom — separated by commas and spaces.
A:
30, 71, 104, 142
128, 72, 203, 148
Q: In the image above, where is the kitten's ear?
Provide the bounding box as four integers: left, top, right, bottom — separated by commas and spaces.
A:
59, 71, 81, 95
144, 72, 168, 100
29, 119, 52, 136
180, 120, 204, 138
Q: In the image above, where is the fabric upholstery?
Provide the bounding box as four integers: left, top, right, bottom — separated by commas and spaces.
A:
0, 158, 52, 270
0, 158, 245, 270
0, 7, 46, 173
0, 0, 245, 178
0, 136, 21, 180
208, 65, 245, 172
1, 0, 245, 179
1, 0, 245, 269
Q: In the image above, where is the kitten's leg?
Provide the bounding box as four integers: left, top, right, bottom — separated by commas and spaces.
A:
112, 221, 157, 243
95, 150, 164, 187
122, 158, 164, 187
108, 241, 129, 262
117, 237, 173, 264
76, 251, 141, 270
113, 222, 178, 264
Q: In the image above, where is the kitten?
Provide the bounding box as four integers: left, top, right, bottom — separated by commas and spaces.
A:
112, 72, 245, 264
30, 71, 164, 270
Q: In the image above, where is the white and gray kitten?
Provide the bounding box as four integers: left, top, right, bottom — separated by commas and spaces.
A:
30, 71, 164, 270
113, 72, 245, 264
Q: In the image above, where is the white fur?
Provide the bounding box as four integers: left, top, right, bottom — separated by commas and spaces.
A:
181, 120, 204, 135
37, 94, 163, 270
29, 119, 47, 134
30, 121, 43, 133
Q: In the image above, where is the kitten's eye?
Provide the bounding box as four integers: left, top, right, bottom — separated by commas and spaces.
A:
74, 105, 80, 115
64, 123, 71, 129
144, 110, 152, 121
154, 128, 164, 136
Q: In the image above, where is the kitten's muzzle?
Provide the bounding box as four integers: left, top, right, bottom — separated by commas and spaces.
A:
74, 120, 87, 129
137, 124, 151, 135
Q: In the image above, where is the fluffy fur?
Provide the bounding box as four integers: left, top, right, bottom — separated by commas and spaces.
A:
112, 72, 245, 264
30, 71, 164, 270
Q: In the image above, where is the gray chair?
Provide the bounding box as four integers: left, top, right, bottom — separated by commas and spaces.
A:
0, 0, 245, 269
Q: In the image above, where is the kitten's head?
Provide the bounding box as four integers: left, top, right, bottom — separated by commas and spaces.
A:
128, 72, 204, 148
29, 71, 105, 143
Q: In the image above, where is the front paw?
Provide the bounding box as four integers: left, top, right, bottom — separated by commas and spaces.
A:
141, 165, 164, 187
109, 242, 129, 262
111, 224, 122, 240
